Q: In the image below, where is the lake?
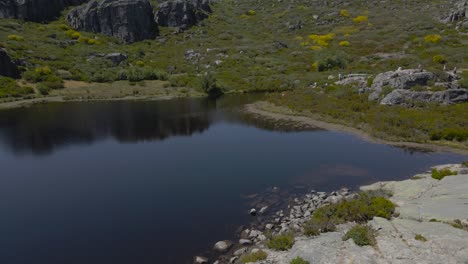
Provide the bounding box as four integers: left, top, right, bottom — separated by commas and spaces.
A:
0, 97, 465, 264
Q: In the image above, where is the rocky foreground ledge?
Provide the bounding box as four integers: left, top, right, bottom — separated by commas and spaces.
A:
199, 163, 468, 264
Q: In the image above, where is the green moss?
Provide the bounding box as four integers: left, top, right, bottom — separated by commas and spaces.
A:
342, 225, 376, 246
431, 168, 457, 180
240, 250, 267, 264
290, 257, 310, 264
415, 234, 427, 242
267, 233, 295, 251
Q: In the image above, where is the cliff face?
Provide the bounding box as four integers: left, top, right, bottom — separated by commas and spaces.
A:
0, 0, 88, 22
0, 48, 20, 79
155, 0, 212, 30
66, 0, 158, 43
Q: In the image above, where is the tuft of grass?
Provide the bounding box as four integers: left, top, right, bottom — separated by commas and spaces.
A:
343, 225, 376, 246
267, 233, 295, 251
415, 234, 427, 242
304, 192, 395, 236
290, 257, 310, 264
240, 250, 267, 264
431, 168, 457, 180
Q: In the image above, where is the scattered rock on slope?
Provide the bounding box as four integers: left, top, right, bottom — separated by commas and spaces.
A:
66, 0, 158, 43
0, 48, 20, 79
155, 0, 212, 30
442, 0, 468, 29
0, 0, 88, 22
380, 88, 468, 106
368, 69, 436, 101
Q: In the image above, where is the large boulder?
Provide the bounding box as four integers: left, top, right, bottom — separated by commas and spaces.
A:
0, 48, 20, 79
380, 88, 468, 106
368, 69, 436, 101
442, 0, 468, 29
0, 0, 88, 22
155, 0, 212, 30
66, 0, 158, 43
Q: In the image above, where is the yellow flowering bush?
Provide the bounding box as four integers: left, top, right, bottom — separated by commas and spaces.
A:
424, 34, 442, 44
339, 41, 351, 47
353, 15, 368, 23
340, 9, 350, 17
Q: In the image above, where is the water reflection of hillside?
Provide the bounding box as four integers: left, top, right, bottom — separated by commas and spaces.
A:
0, 94, 324, 155
0, 99, 215, 155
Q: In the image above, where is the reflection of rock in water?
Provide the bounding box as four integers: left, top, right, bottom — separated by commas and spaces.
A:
222, 109, 323, 132
0, 99, 215, 155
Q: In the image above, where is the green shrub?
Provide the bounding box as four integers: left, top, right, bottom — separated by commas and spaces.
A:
59, 24, 70, 30
290, 257, 310, 264
415, 234, 427, 242
316, 54, 347, 72
343, 225, 376, 246
36, 83, 51, 95
430, 128, 468, 142
424, 34, 442, 44
462, 161, 468, 167
432, 55, 446, 64
7, 34, 24, 41
353, 16, 368, 23
240, 250, 267, 264
267, 233, 295, 251
431, 168, 457, 180
200, 72, 223, 98
0, 77, 34, 98
246, 10, 256, 16
304, 192, 394, 236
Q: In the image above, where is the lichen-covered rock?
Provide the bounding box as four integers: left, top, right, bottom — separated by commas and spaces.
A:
0, 0, 88, 22
380, 88, 468, 106
66, 0, 158, 43
368, 69, 436, 101
442, 0, 468, 29
155, 0, 212, 30
0, 48, 20, 78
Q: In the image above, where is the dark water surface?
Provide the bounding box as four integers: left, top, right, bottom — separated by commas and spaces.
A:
0, 97, 465, 264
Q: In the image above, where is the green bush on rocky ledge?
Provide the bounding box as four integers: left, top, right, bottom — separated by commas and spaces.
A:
342, 224, 376, 246
240, 250, 267, 263
431, 168, 457, 180
304, 192, 395, 236
290, 257, 310, 264
267, 232, 295, 251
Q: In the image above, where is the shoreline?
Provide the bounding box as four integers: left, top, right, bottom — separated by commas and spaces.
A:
245, 101, 468, 155
0, 94, 206, 110
202, 163, 468, 264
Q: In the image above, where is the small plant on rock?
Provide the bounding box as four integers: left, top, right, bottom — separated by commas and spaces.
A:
343, 225, 376, 246
240, 250, 267, 264
290, 256, 310, 264
415, 234, 427, 242
267, 232, 295, 251
431, 168, 457, 180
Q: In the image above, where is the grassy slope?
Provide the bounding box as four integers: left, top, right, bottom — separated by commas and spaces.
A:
0, 0, 467, 146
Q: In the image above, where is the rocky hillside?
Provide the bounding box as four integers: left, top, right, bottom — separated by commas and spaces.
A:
0, 0, 88, 22
0, 0, 467, 145
66, 0, 158, 43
